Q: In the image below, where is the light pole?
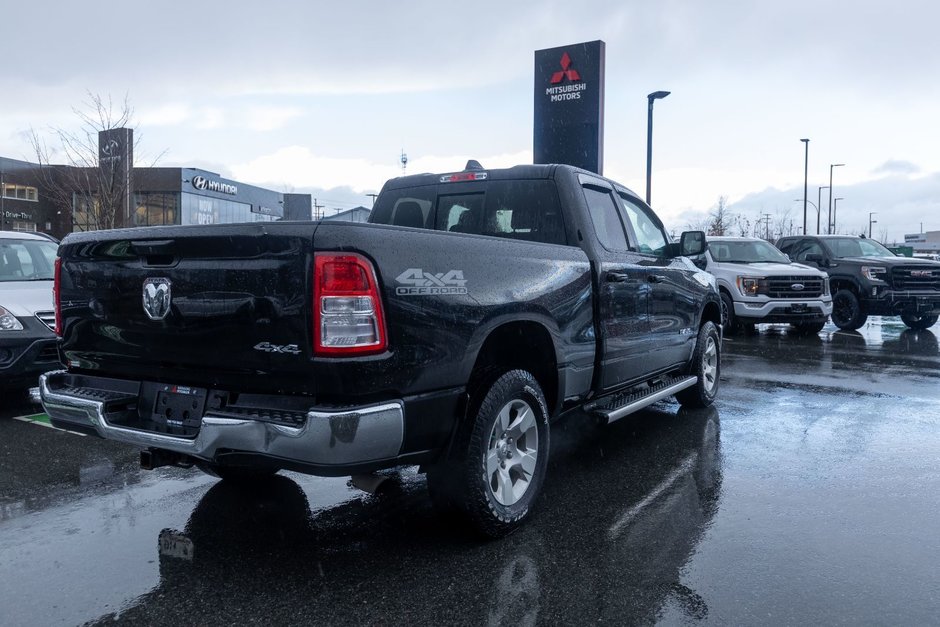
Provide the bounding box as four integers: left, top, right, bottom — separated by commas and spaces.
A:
817, 186, 829, 235
646, 90, 670, 206
869, 212, 877, 238
800, 139, 809, 235
828, 163, 844, 234
833, 197, 844, 234
794, 198, 819, 232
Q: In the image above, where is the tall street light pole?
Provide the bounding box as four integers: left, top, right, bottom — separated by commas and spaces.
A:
833, 197, 844, 234
646, 90, 670, 206
869, 212, 878, 238
794, 198, 819, 232
828, 163, 844, 234
817, 186, 829, 235
800, 139, 809, 235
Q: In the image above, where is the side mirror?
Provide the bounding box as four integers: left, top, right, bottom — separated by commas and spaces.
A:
805, 253, 825, 266
679, 231, 707, 257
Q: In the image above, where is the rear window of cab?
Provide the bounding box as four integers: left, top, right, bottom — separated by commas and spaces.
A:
370, 180, 570, 246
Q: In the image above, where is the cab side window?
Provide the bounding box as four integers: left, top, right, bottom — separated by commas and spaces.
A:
582, 186, 629, 251
793, 240, 823, 262
618, 194, 669, 257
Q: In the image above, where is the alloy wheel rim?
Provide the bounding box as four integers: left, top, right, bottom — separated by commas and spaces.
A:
834, 295, 852, 324
702, 336, 718, 393
486, 399, 539, 506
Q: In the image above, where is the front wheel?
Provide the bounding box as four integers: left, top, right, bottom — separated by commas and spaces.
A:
427, 369, 550, 538
831, 289, 867, 330
900, 313, 939, 330
720, 292, 740, 335
676, 321, 721, 408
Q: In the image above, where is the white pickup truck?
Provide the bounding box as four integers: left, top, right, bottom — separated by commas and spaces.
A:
700, 236, 832, 334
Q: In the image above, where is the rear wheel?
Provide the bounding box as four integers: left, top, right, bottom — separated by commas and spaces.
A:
900, 313, 939, 330
427, 369, 550, 538
831, 289, 867, 330
676, 321, 721, 408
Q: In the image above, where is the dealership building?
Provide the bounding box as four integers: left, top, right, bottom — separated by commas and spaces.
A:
903, 231, 940, 253
1, 129, 312, 239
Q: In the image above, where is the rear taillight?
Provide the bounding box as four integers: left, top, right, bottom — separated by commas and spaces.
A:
313, 254, 387, 356
54, 257, 62, 337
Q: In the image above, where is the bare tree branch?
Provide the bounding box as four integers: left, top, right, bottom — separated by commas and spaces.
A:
29, 91, 159, 232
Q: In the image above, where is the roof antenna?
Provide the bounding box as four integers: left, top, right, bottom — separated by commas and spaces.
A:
465, 159, 484, 171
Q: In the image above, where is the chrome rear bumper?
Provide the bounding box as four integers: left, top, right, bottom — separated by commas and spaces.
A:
39, 371, 404, 468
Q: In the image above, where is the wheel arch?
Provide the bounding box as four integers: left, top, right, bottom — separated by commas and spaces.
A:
467, 319, 559, 418
830, 277, 862, 295
701, 298, 722, 330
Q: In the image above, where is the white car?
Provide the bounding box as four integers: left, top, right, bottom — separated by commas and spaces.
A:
701, 236, 833, 334
0, 231, 60, 393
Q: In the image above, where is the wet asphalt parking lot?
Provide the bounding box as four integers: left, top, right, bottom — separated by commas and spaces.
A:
2, 318, 940, 626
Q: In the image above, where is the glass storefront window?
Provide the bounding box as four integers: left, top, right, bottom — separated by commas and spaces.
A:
134, 192, 180, 227
180, 192, 275, 226
1, 184, 39, 202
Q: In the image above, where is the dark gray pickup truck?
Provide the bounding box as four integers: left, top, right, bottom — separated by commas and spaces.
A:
41, 162, 722, 536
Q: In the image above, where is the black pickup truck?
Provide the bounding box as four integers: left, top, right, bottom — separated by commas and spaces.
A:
41, 162, 722, 536
776, 234, 940, 330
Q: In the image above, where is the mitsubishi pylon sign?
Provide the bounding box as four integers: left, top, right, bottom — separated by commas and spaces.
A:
534, 40, 605, 175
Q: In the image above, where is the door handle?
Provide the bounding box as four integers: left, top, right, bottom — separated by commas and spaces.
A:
606, 271, 630, 283
648, 274, 668, 283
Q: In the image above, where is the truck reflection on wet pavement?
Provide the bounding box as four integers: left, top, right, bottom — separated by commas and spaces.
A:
91, 408, 719, 626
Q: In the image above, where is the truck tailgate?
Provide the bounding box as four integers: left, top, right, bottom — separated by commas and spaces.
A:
58, 223, 317, 394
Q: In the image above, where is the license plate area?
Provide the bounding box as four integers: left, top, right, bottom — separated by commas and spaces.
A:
790, 303, 808, 313
148, 383, 208, 436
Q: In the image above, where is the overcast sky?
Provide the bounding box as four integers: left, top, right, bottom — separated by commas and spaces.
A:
2, 0, 938, 241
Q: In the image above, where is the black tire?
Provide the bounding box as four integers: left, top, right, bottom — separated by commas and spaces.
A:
676, 321, 721, 408
900, 313, 939, 330
791, 320, 826, 335
719, 292, 739, 335
197, 462, 280, 483
426, 369, 550, 538
831, 289, 867, 330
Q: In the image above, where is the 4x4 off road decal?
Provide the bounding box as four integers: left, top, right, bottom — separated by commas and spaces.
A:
395, 268, 468, 296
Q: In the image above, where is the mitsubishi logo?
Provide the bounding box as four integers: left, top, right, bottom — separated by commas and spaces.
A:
143, 278, 172, 320
550, 52, 581, 84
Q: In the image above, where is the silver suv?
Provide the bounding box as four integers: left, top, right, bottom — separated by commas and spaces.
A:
702, 236, 832, 334
0, 231, 60, 393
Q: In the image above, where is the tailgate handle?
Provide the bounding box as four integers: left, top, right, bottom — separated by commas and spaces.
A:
132, 240, 177, 255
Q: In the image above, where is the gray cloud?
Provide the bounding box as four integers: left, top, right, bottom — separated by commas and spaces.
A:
873, 160, 920, 175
